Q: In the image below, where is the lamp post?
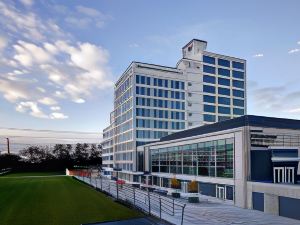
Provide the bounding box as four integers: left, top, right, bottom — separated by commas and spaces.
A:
6, 138, 10, 154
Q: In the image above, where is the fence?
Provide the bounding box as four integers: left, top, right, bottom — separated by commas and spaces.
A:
75, 175, 186, 225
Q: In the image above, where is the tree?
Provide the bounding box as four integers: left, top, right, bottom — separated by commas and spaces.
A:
52, 144, 71, 161
0, 153, 21, 169
73, 143, 89, 165
20, 146, 46, 163
89, 144, 101, 165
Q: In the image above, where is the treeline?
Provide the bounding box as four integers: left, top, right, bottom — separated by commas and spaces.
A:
0, 143, 102, 172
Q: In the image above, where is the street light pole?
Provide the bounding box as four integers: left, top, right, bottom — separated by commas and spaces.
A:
6, 138, 10, 154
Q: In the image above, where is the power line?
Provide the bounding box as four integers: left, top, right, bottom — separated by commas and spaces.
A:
0, 135, 101, 140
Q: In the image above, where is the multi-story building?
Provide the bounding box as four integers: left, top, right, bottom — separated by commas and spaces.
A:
138, 115, 300, 221
101, 112, 114, 176
104, 39, 246, 181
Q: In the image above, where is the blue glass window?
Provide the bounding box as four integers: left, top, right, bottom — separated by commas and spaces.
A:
218, 78, 230, 86
203, 85, 215, 94
175, 81, 180, 89
175, 92, 180, 99
136, 75, 140, 84
233, 80, 244, 89
140, 87, 145, 95
154, 78, 157, 86
176, 101, 181, 109
233, 99, 244, 107
233, 90, 244, 98
218, 106, 231, 114
136, 86, 140, 94
203, 65, 216, 74
218, 59, 230, 67
232, 61, 244, 70
164, 90, 168, 98
232, 70, 244, 79
203, 55, 215, 65
158, 79, 163, 87
203, 75, 215, 84
147, 77, 151, 85
204, 114, 216, 122
218, 68, 230, 77
158, 100, 163, 107
218, 87, 230, 96
218, 97, 230, 105
141, 76, 145, 84
204, 104, 216, 113
164, 80, 168, 88
233, 108, 244, 115
158, 89, 163, 97
181, 82, 185, 90
203, 95, 215, 103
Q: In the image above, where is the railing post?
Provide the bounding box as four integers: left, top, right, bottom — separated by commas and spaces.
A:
159, 197, 162, 219
116, 181, 119, 200
100, 176, 103, 190
181, 204, 186, 225
172, 198, 175, 216
133, 188, 136, 206
148, 190, 151, 215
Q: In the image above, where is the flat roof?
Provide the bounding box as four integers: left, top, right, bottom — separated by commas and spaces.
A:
160, 115, 300, 142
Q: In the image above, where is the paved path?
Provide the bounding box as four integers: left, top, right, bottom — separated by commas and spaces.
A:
76, 176, 300, 225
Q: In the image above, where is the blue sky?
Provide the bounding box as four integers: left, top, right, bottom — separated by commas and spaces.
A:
0, 0, 300, 135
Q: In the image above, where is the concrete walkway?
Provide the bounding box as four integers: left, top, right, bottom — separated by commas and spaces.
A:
76, 176, 300, 225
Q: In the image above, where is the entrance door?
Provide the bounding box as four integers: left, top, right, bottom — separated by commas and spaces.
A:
274, 167, 285, 183
285, 167, 294, 183
217, 186, 225, 200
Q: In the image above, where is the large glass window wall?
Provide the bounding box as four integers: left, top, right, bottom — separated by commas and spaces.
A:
150, 138, 234, 178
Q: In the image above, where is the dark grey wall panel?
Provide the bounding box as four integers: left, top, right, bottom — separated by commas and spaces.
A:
252, 192, 264, 212
279, 196, 300, 220
199, 182, 216, 197
226, 185, 234, 200
250, 150, 272, 182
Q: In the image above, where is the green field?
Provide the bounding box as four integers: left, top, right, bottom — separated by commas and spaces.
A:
1, 171, 65, 177
0, 174, 141, 225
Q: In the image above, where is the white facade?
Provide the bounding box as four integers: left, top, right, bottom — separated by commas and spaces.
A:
103, 39, 247, 179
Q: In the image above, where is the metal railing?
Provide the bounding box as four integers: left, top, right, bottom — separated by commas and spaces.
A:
76, 175, 186, 225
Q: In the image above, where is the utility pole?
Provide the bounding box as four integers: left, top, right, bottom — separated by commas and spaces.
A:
6, 138, 10, 154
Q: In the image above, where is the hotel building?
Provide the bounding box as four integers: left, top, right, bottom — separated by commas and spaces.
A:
101, 39, 246, 181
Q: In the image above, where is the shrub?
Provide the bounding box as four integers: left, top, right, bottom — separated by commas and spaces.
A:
170, 177, 181, 189
188, 180, 198, 193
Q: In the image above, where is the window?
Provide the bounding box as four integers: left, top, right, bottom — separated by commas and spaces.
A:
218, 106, 231, 114
188, 113, 192, 116
204, 104, 216, 113
218, 58, 230, 67
203, 85, 215, 94
188, 122, 193, 126
141, 76, 145, 84
188, 93, 192, 97
203, 55, 215, 65
175, 81, 180, 89
233, 80, 244, 89
188, 82, 192, 86
218, 97, 231, 105
203, 65, 216, 74
233, 99, 244, 107
233, 108, 244, 115
136, 75, 140, 84
218, 87, 230, 96
218, 78, 230, 86
204, 114, 216, 122
233, 70, 244, 79
158, 79, 163, 87
203, 95, 215, 103
146, 77, 151, 85
218, 68, 230, 77
232, 61, 244, 70
233, 90, 244, 98
218, 116, 230, 122
203, 75, 216, 84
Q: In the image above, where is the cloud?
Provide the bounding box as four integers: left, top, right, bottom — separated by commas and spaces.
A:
50, 106, 61, 111
286, 108, 300, 114
288, 48, 300, 54
16, 101, 48, 118
0, 1, 113, 119
0, 36, 7, 50
50, 112, 68, 119
20, 0, 34, 7
253, 53, 263, 58
38, 97, 57, 105
63, 5, 111, 29
297, 41, 300, 45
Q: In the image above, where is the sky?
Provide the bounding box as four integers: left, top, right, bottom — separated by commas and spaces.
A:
0, 0, 300, 141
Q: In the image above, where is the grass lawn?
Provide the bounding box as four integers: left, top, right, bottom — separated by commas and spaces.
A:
1, 171, 65, 177
0, 175, 142, 225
